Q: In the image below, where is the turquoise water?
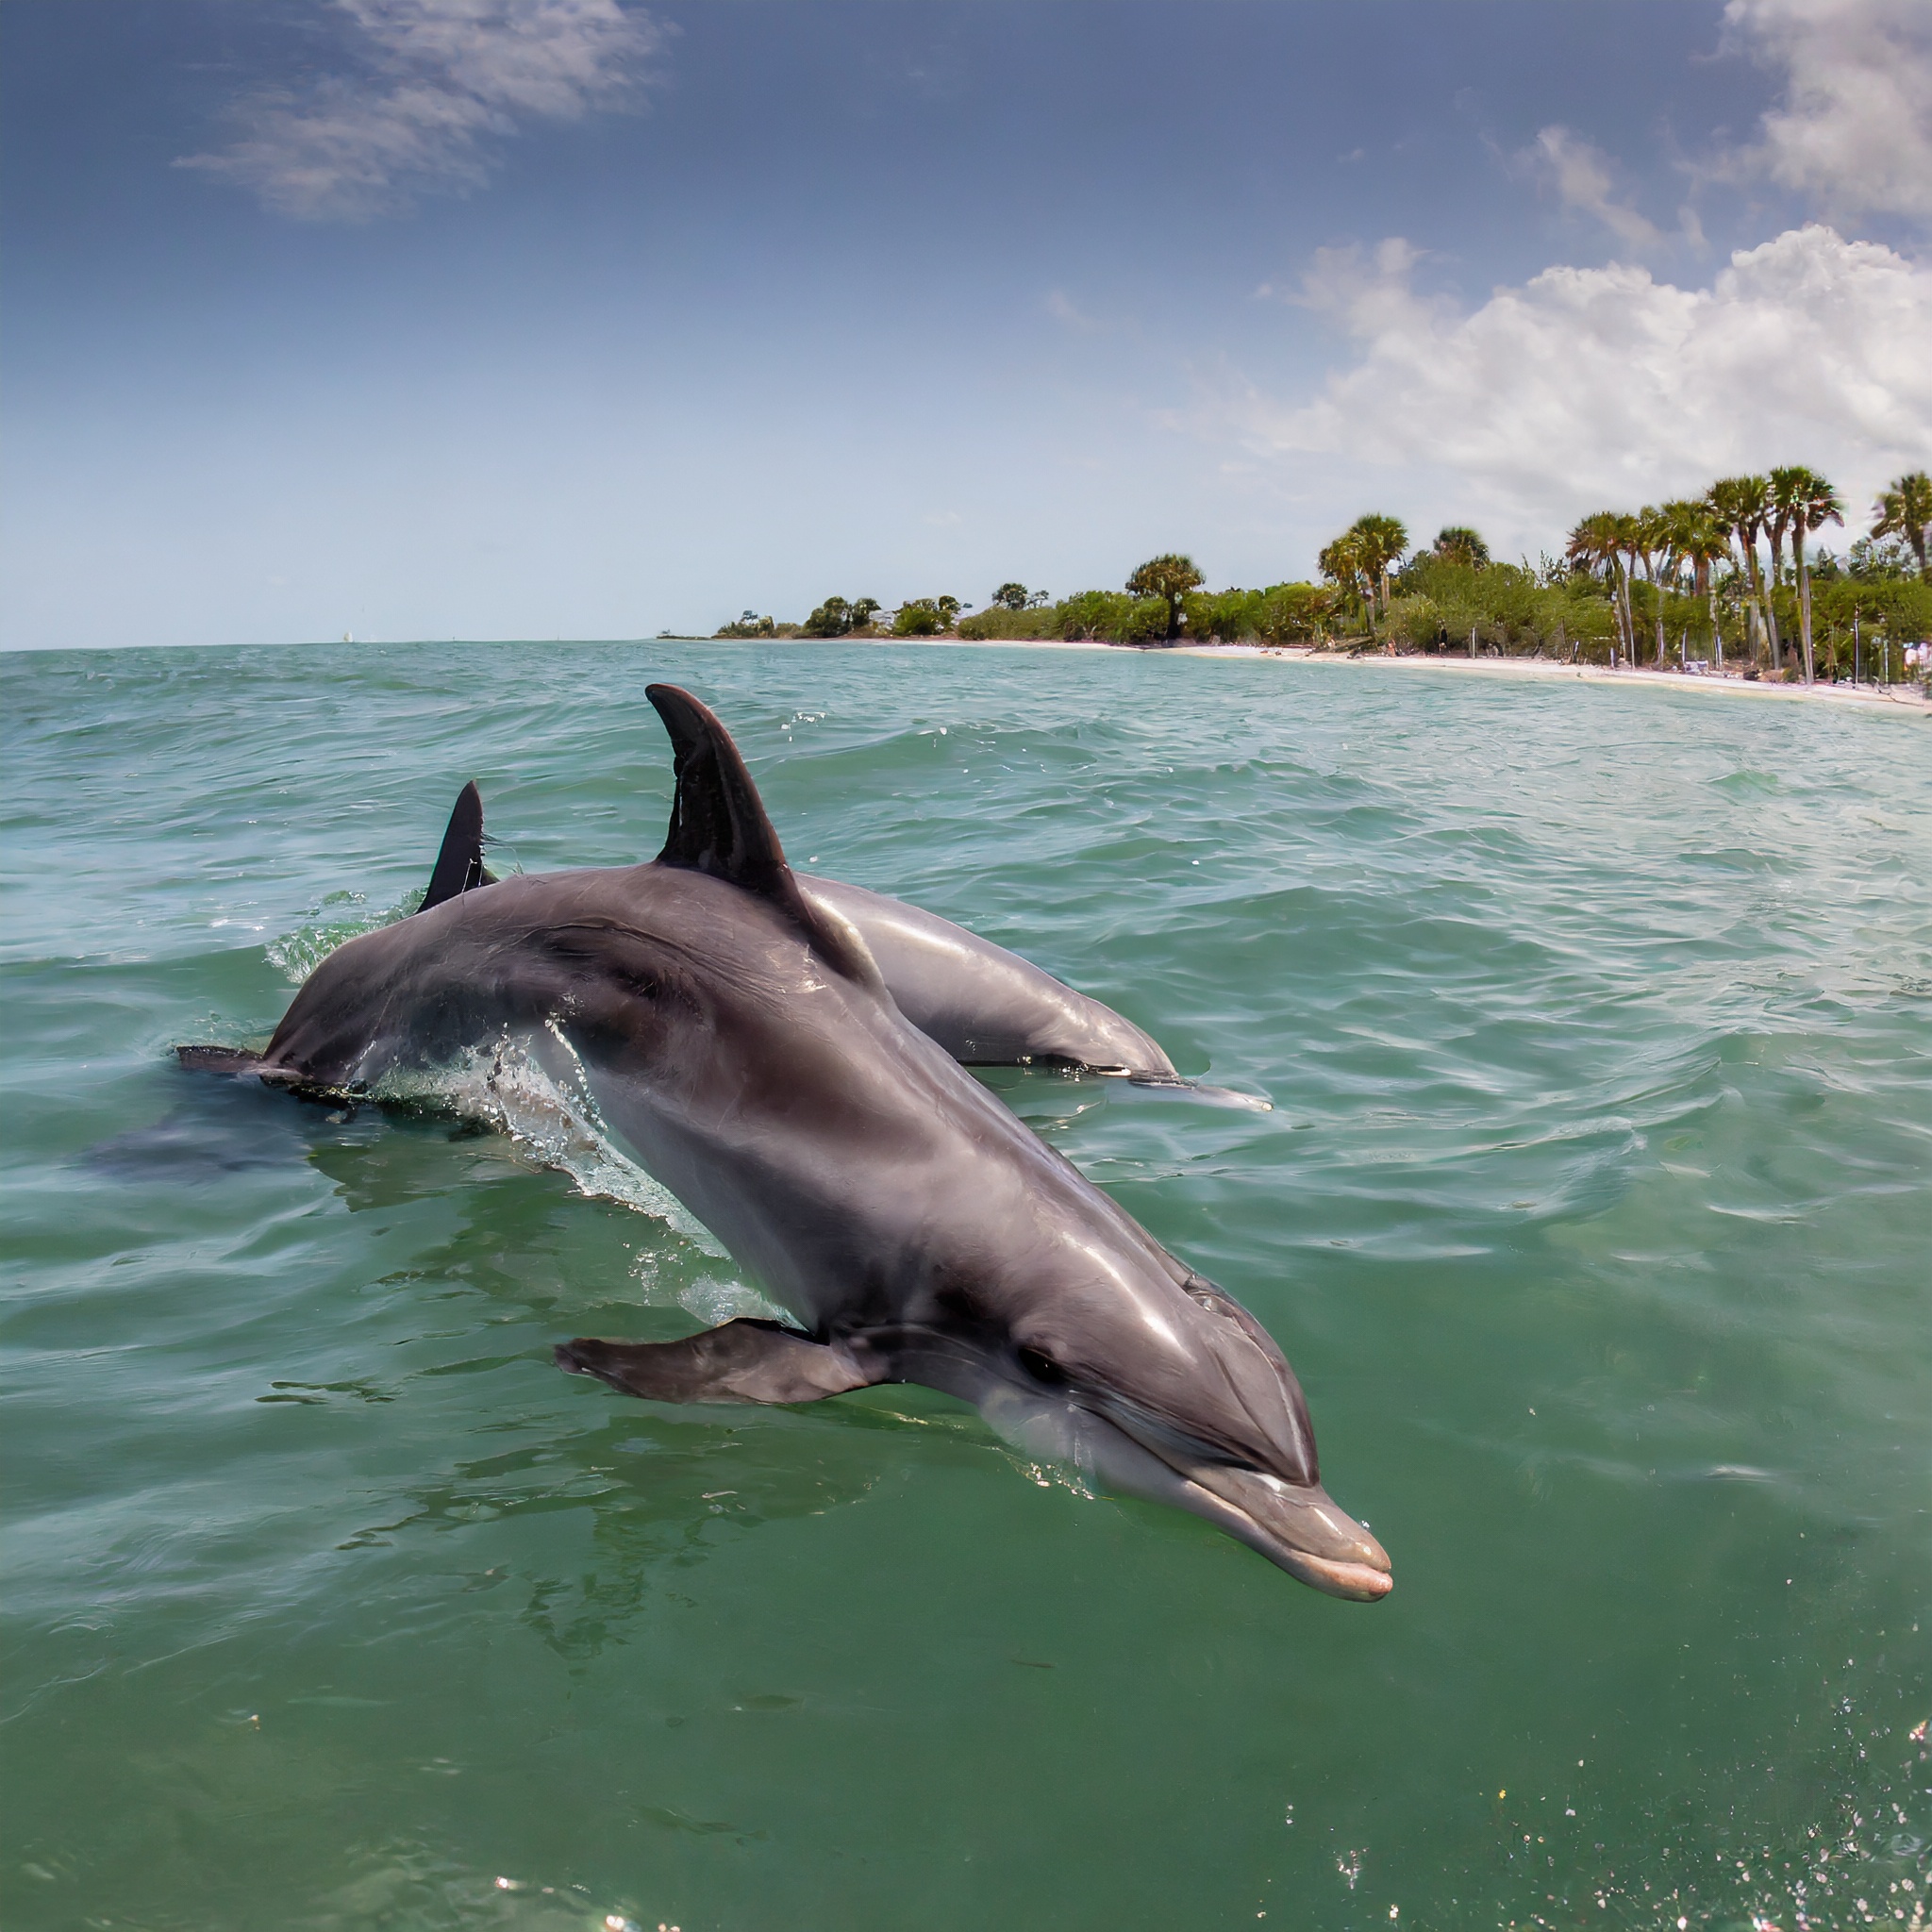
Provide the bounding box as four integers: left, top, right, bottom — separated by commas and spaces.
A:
4, 641, 1929, 1932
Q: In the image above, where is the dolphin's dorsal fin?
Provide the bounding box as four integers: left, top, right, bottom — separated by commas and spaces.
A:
421, 781, 497, 910
649, 686, 791, 897
647, 684, 881, 987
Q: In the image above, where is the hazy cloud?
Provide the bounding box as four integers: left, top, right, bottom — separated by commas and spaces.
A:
1045, 289, 1106, 332
1234, 225, 1931, 541
1290, 238, 1436, 330
1722, 0, 1932, 223
1514, 125, 1662, 248
176, 0, 663, 220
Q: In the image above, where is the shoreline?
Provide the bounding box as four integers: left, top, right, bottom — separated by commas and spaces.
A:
8, 631, 1924, 719
900, 632, 1931, 715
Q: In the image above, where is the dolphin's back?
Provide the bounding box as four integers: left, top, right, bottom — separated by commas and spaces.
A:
245, 858, 1174, 1329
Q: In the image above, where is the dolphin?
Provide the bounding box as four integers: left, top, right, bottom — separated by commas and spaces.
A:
406, 771, 1192, 1086
794, 875, 1268, 1108
290, 748, 1249, 1096
796, 874, 1179, 1082
179, 687, 1391, 1598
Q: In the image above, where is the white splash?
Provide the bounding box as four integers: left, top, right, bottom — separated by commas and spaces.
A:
374, 1026, 786, 1325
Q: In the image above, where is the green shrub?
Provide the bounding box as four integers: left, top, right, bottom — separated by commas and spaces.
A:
1176, 582, 1335, 644
1047, 591, 1164, 642
958, 605, 1058, 641
1384, 594, 1442, 650
1252, 582, 1335, 642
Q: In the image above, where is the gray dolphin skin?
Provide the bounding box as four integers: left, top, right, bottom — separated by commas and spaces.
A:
180, 687, 1391, 1599
798, 874, 1181, 1081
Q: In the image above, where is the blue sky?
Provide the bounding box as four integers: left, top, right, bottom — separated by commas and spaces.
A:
4, 0, 1927, 647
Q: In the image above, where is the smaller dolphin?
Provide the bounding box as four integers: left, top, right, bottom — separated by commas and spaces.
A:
414, 759, 1250, 1096
798, 874, 1180, 1081
180, 689, 1387, 1597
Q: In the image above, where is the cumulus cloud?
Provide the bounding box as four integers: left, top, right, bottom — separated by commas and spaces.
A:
1239, 225, 1931, 541
1723, 0, 1932, 223
1513, 125, 1662, 249
176, 0, 662, 220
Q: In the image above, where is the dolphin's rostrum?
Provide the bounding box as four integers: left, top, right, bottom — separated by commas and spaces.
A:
181, 688, 1391, 1599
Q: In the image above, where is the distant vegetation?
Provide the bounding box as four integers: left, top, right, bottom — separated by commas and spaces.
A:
1548, 468, 1931, 683
716, 469, 1932, 683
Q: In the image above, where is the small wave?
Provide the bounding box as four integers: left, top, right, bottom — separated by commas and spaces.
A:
1707, 766, 1784, 797
266, 887, 423, 984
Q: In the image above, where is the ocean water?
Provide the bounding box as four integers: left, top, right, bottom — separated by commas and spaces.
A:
3, 641, 1928, 1932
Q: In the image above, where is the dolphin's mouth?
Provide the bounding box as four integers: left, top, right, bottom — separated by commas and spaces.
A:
1091, 1401, 1391, 1599
1273, 1549, 1393, 1600
1174, 1461, 1393, 1601
979, 1381, 1392, 1599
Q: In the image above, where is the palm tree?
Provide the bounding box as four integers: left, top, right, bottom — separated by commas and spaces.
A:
1317, 530, 1374, 633
1347, 514, 1409, 619
1431, 525, 1490, 569
1613, 513, 1647, 665
1873, 470, 1932, 580
1661, 502, 1730, 668
1770, 467, 1842, 684
1707, 476, 1773, 672
1124, 554, 1204, 641
1631, 505, 1672, 665
1763, 471, 1801, 667
1566, 510, 1631, 664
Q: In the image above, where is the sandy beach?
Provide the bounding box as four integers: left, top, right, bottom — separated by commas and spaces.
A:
901, 632, 1931, 717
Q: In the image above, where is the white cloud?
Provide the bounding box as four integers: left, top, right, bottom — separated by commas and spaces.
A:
175, 0, 662, 221
1514, 125, 1661, 249
1291, 237, 1434, 331
1237, 225, 1931, 542
1723, 0, 1932, 223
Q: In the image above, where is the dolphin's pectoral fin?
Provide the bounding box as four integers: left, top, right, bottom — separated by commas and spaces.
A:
1126, 1074, 1274, 1112
175, 1044, 359, 1105
176, 1044, 275, 1076
555, 1319, 877, 1406
421, 780, 497, 911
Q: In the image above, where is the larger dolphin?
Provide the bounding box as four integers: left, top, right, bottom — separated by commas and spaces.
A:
182, 688, 1391, 1598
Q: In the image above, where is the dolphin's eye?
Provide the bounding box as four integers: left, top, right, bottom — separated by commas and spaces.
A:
1017, 1345, 1065, 1386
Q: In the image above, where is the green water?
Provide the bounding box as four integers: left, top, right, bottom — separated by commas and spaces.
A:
4, 642, 1929, 1932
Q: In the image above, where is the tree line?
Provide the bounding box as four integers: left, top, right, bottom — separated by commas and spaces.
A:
717, 592, 965, 639
716, 469, 1930, 679
1560, 469, 1931, 683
